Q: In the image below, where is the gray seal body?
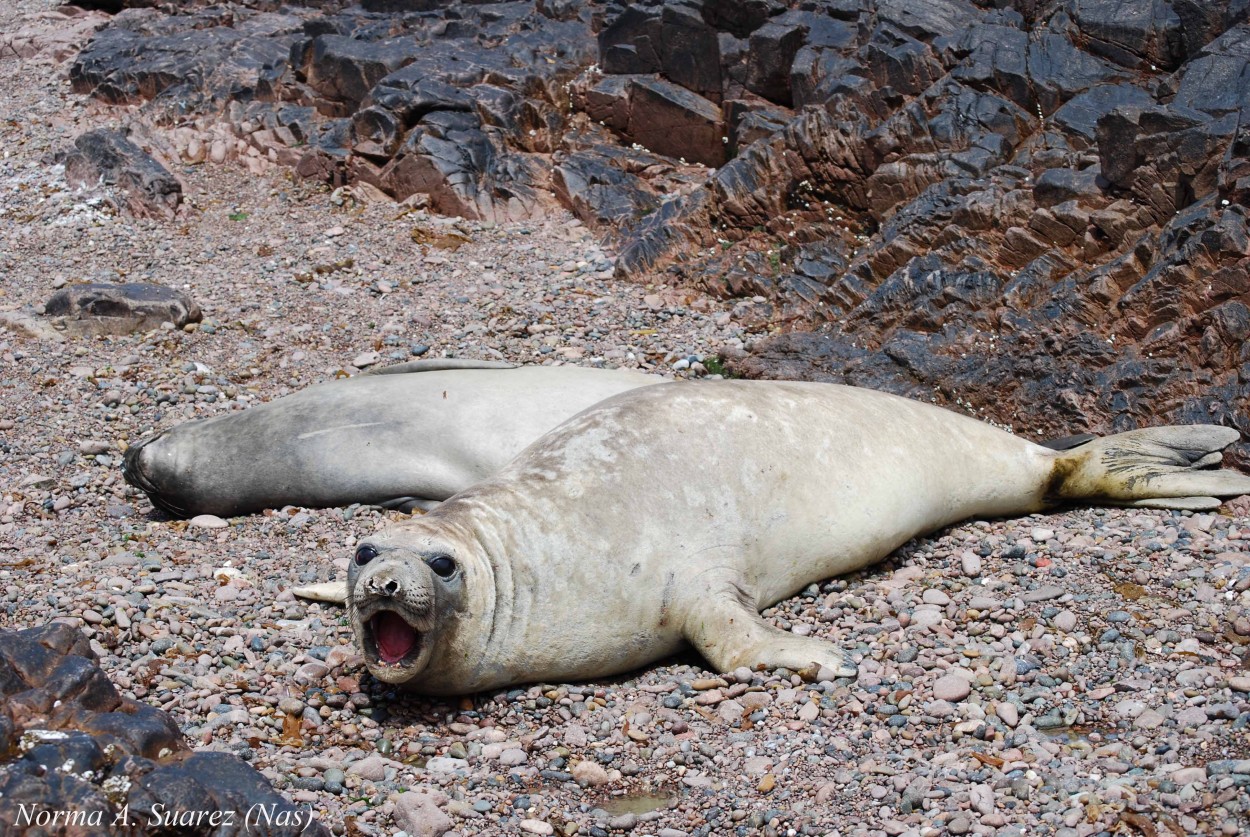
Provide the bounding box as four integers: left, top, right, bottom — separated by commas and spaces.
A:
123, 360, 661, 517
347, 380, 1250, 694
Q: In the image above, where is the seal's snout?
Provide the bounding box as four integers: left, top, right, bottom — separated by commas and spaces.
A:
365, 569, 406, 599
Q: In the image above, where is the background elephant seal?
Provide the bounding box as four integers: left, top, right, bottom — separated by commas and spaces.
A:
346, 380, 1250, 695
123, 359, 661, 517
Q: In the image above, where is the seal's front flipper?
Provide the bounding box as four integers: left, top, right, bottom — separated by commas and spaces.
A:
1049, 425, 1250, 511
293, 581, 348, 604
683, 588, 856, 679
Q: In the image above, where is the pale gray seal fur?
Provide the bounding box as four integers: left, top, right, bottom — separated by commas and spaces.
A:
346, 380, 1250, 694
123, 360, 661, 518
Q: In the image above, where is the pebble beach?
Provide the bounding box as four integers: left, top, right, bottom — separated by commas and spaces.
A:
2, 1, 1249, 835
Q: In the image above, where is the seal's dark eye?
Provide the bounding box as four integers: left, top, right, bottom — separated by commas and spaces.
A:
427, 555, 456, 578
354, 545, 378, 566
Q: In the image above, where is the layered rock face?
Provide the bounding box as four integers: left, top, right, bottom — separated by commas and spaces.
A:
600, 0, 1250, 465
65, 0, 1250, 463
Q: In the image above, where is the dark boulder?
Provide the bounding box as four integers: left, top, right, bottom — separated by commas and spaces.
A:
0, 623, 328, 837
744, 16, 808, 105
577, 74, 726, 167
553, 148, 662, 227
43, 283, 202, 336
600, 2, 722, 100
59, 128, 182, 220
701, 0, 783, 38
299, 34, 422, 113
69, 7, 303, 108
1070, 0, 1186, 70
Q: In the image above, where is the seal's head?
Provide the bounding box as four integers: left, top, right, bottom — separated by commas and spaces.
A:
347, 534, 470, 686
122, 430, 191, 517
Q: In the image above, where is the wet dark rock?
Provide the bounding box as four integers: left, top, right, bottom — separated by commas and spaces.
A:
0, 623, 328, 836
300, 35, 422, 113
59, 128, 182, 220
577, 73, 725, 167
599, 1, 722, 101
69, 6, 303, 108
744, 15, 808, 105
43, 283, 202, 335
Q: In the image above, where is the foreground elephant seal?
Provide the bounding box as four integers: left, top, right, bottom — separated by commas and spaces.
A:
123, 360, 661, 517
347, 380, 1250, 694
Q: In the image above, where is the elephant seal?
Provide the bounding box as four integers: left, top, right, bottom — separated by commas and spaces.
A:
346, 380, 1250, 694
123, 360, 661, 518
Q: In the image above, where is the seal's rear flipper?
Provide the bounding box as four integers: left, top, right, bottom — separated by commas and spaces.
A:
1039, 432, 1098, 451
1049, 425, 1250, 511
293, 581, 348, 604
379, 497, 440, 513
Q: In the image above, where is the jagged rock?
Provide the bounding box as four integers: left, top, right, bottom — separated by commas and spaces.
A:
43, 283, 202, 336
59, 129, 182, 220
577, 73, 725, 166
1070, 0, 1186, 70
0, 623, 328, 837
599, 1, 722, 100
69, 7, 303, 108
1033, 167, 1104, 208
744, 14, 808, 105
725, 97, 791, 156
701, 0, 784, 38
299, 35, 422, 113
553, 148, 661, 227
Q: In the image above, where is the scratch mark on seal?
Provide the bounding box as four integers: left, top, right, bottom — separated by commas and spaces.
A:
297, 422, 384, 440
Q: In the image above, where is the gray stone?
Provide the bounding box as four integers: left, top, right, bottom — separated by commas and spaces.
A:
43, 283, 202, 336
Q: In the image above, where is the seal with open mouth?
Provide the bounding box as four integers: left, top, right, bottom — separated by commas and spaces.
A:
346, 380, 1250, 694
123, 359, 661, 518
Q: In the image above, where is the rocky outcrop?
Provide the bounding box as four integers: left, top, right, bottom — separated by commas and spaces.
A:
60, 0, 1250, 465
0, 622, 327, 837
594, 0, 1250, 470
69, 0, 607, 221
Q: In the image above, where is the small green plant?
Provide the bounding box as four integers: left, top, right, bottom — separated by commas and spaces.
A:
767, 250, 781, 273
703, 356, 731, 377
228, 212, 249, 222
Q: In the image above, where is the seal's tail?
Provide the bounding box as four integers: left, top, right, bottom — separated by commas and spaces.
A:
1047, 425, 1250, 510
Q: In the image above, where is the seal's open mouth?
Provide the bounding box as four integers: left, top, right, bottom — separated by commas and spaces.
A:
368, 610, 422, 666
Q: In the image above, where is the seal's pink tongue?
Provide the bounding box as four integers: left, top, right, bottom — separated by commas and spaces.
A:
373, 612, 417, 663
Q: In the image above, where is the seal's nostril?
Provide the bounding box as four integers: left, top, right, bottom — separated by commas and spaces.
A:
384, 579, 399, 596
